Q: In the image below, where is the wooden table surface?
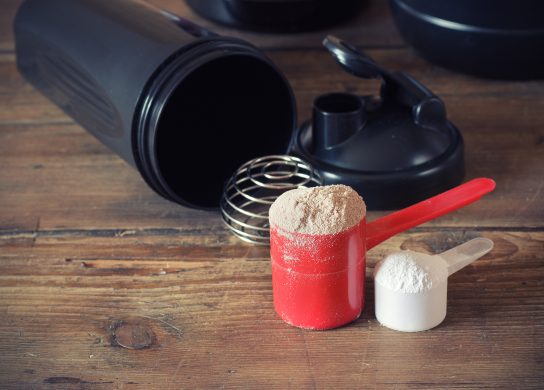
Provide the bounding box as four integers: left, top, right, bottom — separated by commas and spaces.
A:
1, 0, 543, 389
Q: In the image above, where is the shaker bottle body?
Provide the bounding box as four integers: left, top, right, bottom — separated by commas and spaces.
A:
14, 0, 296, 209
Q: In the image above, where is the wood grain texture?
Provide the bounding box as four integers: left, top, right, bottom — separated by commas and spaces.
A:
1, 230, 543, 389
1, 0, 403, 52
1, 0, 543, 389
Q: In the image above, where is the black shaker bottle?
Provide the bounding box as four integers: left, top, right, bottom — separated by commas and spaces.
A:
14, 0, 296, 209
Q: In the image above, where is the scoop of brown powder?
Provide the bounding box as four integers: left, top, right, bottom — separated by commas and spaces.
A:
269, 184, 366, 235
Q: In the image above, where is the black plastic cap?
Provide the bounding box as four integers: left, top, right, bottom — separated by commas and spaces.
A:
291, 37, 465, 210
390, 0, 544, 80
186, 0, 363, 32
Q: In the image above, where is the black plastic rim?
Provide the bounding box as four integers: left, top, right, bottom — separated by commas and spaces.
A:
134, 38, 296, 209
292, 120, 465, 210
390, 0, 544, 80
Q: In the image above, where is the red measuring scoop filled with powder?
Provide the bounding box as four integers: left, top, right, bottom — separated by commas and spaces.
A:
268, 178, 496, 330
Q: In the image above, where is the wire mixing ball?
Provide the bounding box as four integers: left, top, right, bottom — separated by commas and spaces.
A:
220, 155, 323, 245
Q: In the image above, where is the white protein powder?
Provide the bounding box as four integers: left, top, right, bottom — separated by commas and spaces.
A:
374, 251, 448, 293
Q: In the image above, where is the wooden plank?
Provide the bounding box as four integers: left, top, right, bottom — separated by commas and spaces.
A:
1, 1, 544, 389
1, 47, 543, 233
0, 0, 20, 52
1, 103, 543, 231
2, 0, 403, 53
0, 230, 542, 388
2, 48, 543, 125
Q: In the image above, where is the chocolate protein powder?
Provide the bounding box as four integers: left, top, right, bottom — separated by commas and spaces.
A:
269, 184, 366, 235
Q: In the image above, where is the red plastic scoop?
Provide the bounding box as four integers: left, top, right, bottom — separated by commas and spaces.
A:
270, 178, 496, 330
366, 178, 496, 249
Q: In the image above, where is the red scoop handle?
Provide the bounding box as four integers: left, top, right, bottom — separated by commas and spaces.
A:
366, 178, 496, 250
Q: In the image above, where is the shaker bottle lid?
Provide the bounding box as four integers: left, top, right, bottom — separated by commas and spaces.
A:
291, 36, 465, 210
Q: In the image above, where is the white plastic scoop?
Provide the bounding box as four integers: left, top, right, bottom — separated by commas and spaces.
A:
373, 237, 494, 332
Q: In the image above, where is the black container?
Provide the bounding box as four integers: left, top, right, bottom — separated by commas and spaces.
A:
14, 0, 296, 209
186, 0, 363, 32
390, 0, 544, 79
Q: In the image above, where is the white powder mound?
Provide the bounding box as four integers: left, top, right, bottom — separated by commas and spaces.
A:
268, 184, 366, 235
374, 251, 448, 293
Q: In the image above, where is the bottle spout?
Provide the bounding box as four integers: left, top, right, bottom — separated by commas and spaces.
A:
312, 92, 366, 151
